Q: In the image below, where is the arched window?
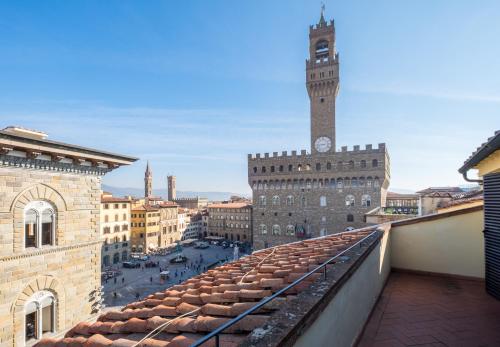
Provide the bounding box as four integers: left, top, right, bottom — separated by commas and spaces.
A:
24, 201, 56, 249
114, 214, 119, 222
104, 215, 109, 223
297, 164, 302, 171
123, 213, 127, 220
366, 176, 373, 188
262, 166, 266, 173
326, 162, 332, 170
306, 164, 311, 171
348, 160, 354, 169
359, 177, 365, 187
260, 224, 267, 235
372, 159, 379, 168
316, 163, 321, 171
286, 195, 294, 206
253, 167, 257, 173
103, 226, 110, 234
361, 160, 367, 168
288, 164, 293, 172
306, 179, 312, 189
345, 195, 355, 207
272, 225, 281, 235
315, 39, 329, 62
122, 235, 127, 242
271, 166, 275, 173
347, 214, 354, 222
122, 251, 128, 261
344, 177, 351, 188
337, 178, 344, 189
114, 225, 120, 233
286, 225, 295, 235
113, 253, 120, 264
25, 291, 56, 343
259, 195, 266, 206
301, 196, 307, 207
320, 196, 327, 207
271, 195, 280, 206
122, 224, 128, 231
362, 194, 372, 207
351, 177, 358, 188
374, 177, 380, 187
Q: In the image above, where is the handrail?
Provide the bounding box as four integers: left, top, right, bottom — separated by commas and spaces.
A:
190, 228, 381, 347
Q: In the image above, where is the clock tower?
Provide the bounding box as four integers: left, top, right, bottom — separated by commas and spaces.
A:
306, 7, 339, 154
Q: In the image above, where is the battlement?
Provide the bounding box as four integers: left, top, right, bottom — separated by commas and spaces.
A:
309, 19, 334, 34
248, 143, 386, 161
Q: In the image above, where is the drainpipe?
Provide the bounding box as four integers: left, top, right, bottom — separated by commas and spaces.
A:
462, 171, 483, 184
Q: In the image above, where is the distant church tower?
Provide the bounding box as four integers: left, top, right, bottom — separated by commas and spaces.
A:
144, 161, 152, 198
306, 5, 339, 154
167, 175, 176, 201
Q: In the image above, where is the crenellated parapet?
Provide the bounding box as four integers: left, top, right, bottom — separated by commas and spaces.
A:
247, 143, 389, 186
248, 143, 386, 161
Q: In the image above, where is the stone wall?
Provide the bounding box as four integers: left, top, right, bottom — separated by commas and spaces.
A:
248, 146, 390, 250
0, 165, 101, 346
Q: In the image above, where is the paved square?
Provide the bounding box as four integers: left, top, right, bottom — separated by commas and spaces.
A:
102, 244, 236, 310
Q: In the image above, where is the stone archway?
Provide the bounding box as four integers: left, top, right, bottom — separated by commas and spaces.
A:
10, 184, 67, 252
11, 275, 65, 346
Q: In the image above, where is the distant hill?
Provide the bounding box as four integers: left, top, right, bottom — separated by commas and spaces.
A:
102, 184, 249, 202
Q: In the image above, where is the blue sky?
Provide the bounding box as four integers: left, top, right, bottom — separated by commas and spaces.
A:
1, 0, 499, 194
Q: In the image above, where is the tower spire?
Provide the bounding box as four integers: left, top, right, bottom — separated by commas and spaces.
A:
319, 2, 327, 27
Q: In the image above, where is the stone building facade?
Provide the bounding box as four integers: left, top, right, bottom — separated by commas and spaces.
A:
173, 197, 208, 210
248, 15, 390, 250
207, 203, 252, 242
100, 193, 131, 266
0, 126, 136, 346
130, 205, 160, 253
157, 202, 180, 247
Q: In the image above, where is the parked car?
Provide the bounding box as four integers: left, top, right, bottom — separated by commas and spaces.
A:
123, 261, 140, 269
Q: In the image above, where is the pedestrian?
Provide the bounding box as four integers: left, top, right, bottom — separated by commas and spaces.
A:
113, 292, 117, 298
135, 292, 140, 300
150, 276, 153, 283
114, 277, 117, 284
122, 277, 125, 284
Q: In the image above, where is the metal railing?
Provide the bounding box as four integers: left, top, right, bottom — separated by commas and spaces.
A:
190, 227, 381, 347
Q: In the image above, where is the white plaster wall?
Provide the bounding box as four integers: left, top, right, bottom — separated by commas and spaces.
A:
391, 210, 484, 278
294, 228, 391, 347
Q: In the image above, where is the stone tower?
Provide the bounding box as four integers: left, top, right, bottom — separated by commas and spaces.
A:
167, 175, 176, 201
145, 161, 152, 198
306, 8, 339, 155
247, 8, 390, 250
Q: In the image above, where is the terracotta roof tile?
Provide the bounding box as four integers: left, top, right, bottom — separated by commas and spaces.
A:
37, 229, 374, 347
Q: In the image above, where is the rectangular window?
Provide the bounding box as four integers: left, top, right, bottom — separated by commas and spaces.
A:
25, 222, 37, 248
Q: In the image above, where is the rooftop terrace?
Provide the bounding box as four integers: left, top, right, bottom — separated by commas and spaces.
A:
37, 204, 494, 347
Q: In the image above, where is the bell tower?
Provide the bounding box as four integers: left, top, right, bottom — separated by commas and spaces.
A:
306, 5, 339, 155
144, 161, 152, 198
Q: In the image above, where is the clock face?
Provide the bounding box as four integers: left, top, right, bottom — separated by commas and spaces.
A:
315, 136, 332, 153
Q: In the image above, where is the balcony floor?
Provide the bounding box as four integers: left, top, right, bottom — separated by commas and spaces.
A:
358, 272, 500, 347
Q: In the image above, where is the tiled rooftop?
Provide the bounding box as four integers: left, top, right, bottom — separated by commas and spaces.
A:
358, 272, 500, 347
36, 229, 373, 347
